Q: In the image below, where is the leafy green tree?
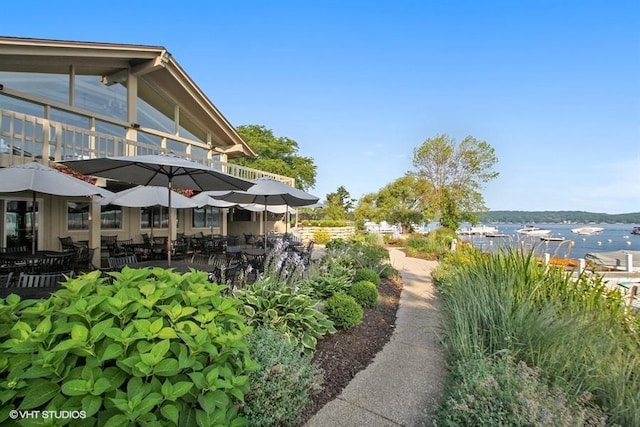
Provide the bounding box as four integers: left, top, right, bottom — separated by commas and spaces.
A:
353, 175, 431, 233
376, 175, 430, 233
325, 186, 355, 220
233, 125, 317, 190
412, 134, 498, 229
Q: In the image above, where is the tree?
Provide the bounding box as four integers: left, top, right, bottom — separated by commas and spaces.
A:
324, 186, 355, 220
412, 134, 498, 229
353, 175, 431, 233
232, 125, 317, 190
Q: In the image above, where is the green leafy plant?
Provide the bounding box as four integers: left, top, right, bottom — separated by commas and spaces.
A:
324, 292, 363, 329
0, 268, 256, 426
435, 353, 608, 426
242, 327, 322, 426
353, 268, 381, 286
312, 229, 332, 244
298, 274, 351, 300
349, 281, 379, 308
237, 279, 336, 354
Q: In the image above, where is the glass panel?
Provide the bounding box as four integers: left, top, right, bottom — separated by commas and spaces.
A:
75, 76, 127, 121
141, 206, 169, 229
4, 199, 38, 249
101, 205, 123, 229
192, 207, 220, 228
67, 201, 90, 230
0, 71, 69, 105
0, 93, 44, 117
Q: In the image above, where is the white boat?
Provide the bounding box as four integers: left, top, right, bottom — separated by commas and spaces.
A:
571, 226, 604, 235
516, 226, 552, 237
456, 225, 499, 235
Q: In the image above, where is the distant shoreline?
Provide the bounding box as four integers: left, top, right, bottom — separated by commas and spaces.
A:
480, 210, 640, 224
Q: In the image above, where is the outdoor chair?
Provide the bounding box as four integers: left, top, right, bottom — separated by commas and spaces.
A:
0, 245, 29, 254
208, 254, 241, 287
107, 254, 140, 270
74, 246, 97, 272
300, 240, 314, 265
0, 272, 13, 288
189, 253, 213, 266
40, 252, 76, 273
243, 252, 265, 276
58, 236, 76, 251
2, 271, 73, 298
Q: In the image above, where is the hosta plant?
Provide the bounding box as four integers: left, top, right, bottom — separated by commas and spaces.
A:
237, 278, 336, 354
0, 267, 256, 427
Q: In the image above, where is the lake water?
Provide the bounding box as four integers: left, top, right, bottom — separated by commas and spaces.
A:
456, 223, 639, 259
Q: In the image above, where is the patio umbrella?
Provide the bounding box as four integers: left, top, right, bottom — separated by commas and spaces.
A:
190, 191, 238, 209
99, 185, 197, 239
0, 162, 113, 254
60, 154, 254, 264
213, 177, 319, 245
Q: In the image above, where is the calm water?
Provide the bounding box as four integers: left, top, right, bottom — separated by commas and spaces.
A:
457, 224, 639, 259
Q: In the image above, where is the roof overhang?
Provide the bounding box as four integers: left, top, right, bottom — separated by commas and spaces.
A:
0, 36, 256, 158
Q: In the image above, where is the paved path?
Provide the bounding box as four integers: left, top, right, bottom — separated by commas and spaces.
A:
306, 248, 446, 427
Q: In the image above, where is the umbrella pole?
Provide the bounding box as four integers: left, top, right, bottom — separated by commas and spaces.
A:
167, 182, 172, 266
264, 205, 268, 249
285, 204, 289, 234
31, 191, 36, 255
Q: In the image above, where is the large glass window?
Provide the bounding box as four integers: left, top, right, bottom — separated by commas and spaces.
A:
192, 207, 220, 228
67, 201, 90, 230
4, 199, 39, 249
75, 76, 127, 121
141, 206, 169, 229
101, 205, 123, 229
0, 71, 69, 106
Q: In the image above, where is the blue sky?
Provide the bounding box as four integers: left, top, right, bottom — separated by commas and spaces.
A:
4, 0, 639, 213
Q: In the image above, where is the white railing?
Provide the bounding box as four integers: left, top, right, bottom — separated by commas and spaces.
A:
0, 108, 294, 186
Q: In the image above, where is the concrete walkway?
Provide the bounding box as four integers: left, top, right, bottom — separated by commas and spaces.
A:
306, 248, 446, 427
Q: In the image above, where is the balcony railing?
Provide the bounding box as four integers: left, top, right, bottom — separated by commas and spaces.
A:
0, 108, 295, 186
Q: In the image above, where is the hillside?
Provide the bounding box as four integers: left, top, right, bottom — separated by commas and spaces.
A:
479, 211, 640, 224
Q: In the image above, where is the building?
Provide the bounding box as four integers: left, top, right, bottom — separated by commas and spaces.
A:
0, 36, 293, 257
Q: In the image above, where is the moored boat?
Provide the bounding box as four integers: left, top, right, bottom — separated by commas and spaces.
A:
571, 226, 604, 235
516, 226, 552, 237
456, 225, 499, 236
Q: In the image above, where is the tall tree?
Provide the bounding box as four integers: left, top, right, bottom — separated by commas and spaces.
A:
353, 175, 431, 233
325, 185, 355, 220
232, 125, 317, 190
412, 134, 498, 229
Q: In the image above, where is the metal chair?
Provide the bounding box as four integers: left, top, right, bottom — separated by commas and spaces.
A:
58, 236, 76, 251
0, 272, 14, 288
74, 246, 98, 272
107, 254, 139, 270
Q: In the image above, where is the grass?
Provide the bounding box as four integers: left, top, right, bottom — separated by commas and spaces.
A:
433, 246, 640, 426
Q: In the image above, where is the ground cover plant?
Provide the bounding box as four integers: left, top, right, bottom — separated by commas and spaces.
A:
242, 327, 322, 426
406, 227, 457, 260
433, 246, 640, 426
0, 268, 255, 426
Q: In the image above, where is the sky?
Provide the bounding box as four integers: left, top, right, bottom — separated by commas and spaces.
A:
3, 0, 639, 214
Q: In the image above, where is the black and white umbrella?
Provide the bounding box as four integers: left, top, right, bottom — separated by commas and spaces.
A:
60, 154, 254, 264
0, 162, 113, 254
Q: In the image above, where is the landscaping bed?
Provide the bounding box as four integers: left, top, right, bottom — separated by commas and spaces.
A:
297, 275, 402, 425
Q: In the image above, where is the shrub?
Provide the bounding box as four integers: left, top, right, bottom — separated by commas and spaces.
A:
313, 229, 332, 244
298, 274, 351, 300
300, 219, 348, 227
237, 278, 336, 354
354, 268, 381, 286
242, 327, 322, 426
324, 292, 363, 329
0, 268, 255, 426
349, 281, 379, 308
435, 353, 607, 426
325, 238, 348, 250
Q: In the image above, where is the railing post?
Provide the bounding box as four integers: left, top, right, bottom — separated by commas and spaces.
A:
626, 253, 633, 273
578, 258, 586, 274
629, 285, 638, 309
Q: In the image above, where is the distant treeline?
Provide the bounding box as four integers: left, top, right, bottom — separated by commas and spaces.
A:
479, 211, 640, 224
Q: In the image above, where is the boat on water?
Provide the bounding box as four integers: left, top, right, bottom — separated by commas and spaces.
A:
571, 226, 604, 235
541, 236, 565, 242
456, 225, 499, 236
516, 226, 552, 237
631, 227, 640, 235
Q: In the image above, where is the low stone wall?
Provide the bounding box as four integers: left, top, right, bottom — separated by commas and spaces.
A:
293, 226, 356, 243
